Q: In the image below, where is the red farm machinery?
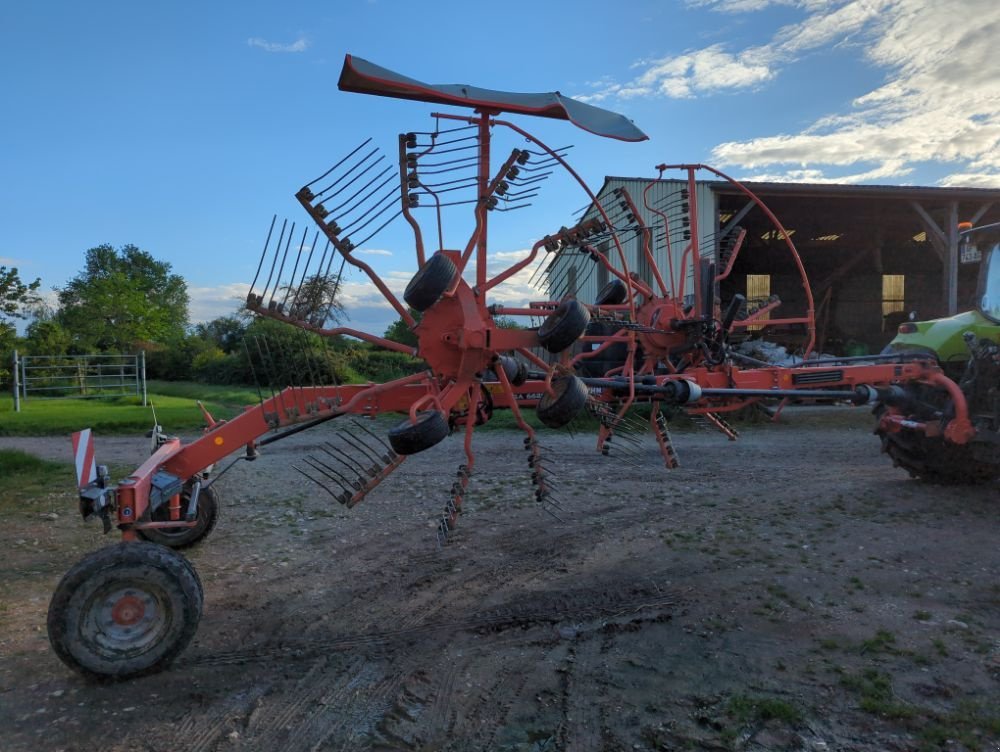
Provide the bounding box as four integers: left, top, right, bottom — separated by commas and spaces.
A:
48, 55, 994, 681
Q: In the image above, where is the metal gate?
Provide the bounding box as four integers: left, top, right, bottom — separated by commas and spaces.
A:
11, 351, 146, 412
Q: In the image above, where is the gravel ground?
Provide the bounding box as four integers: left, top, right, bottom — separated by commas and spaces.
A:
1, 409, 998, 751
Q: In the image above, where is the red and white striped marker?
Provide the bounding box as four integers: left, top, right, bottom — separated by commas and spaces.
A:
71, 429, 97, 489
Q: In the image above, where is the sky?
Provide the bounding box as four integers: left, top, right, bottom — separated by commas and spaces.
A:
2, 0, 999, 338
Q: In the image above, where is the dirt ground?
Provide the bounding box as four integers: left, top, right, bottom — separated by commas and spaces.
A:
1, 409, 998, 751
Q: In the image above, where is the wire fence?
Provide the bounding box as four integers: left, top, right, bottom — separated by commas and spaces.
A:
11, 351, 146, 412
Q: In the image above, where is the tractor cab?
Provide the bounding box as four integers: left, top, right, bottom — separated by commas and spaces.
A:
963, 223, 1000, 323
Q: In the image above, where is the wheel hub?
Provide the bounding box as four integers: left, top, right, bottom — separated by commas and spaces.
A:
110, 593, 146, 626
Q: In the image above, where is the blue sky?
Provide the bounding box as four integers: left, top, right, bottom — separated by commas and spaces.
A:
3, 0, 998, 337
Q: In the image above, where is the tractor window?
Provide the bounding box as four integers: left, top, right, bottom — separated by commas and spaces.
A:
981, 245, 1000, 322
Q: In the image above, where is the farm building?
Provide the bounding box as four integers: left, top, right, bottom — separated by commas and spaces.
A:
549, 177, 1000, 354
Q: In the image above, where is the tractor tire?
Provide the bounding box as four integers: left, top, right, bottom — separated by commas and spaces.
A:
403, 253, 456, 312
388, 410, 449, 455
538, 300, 591, 354
875, 405, 1000, 484
595, 278, 627, 306
138, 484, 220, 549
47, 542, 203, 681
537, 375, 589, 428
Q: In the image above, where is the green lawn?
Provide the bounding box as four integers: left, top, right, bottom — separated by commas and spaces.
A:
0, 381, 261, 436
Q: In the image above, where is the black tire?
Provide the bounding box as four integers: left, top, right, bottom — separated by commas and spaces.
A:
497, 355, 527, 386
139, 484, 220, 549
536, 375, 589, 428
874, 405, 1000, 484
403, 253, 456, 312
595, 278, 627, 306
538, 300, 591, 354
47, 542, 203, 681
388, 410, 449, 455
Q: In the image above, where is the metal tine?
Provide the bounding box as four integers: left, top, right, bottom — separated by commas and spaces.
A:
293, 465, 350, 503
242, 338, 265, 407
413, 161, 479, 178
413, 154, 480, 171
350, 419, 398, 460
281, 226, 310, 310
340, 427, 385, 469
294, 328, 320, 390
409, 133, 479, 149
271, 328, 307, 409
303, 138, 373, 190
352, 210, 404, 250
419, 174, 480, 190
509, 172, 553, 185
313, 146, 382, 200
319, 255, 347, 327
329, 168, 395, 222
338, 186, 397, 237
249, 215, 277, 297
289, 230, 320, 315
315, 152, 387, 206
253, 335, 285, 420
320, 441, 373, 478
493, 202, 534, 213
259, 218, 289, 305
303, 455, 361, 491
409, 122, 479, 136
267, 221, 297, 309
539, 501, 564, 522
410, 142, 479, 158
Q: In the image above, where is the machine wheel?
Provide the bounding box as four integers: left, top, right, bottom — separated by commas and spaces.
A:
403, 253, 456, 312
388, 410, 449, 455
47, 542, 203, 681
138, 484, 220, 549
538, 300, 591, 354
497, 355, 528, 386
874, 405, 1000, 484
595, 278, 627, 306
537, 375, 589, 428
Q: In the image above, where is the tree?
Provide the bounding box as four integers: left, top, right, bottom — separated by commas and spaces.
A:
279, 272, 347, 327
1, 265, 41, 368
384, 309, 421, 348
193, 314, 250, 354
57, 244, 188, 352
1, 266, 41, 320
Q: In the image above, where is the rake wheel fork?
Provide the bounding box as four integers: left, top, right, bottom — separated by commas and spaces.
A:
296, 188, 416, 328
657, 163, 816, 355
441, 112, 642, 322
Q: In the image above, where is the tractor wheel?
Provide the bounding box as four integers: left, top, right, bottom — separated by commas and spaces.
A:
388, 410, 449, 455
47, 542, 203, 681
138, 484, 220, 549
538, 300, 591, 354
537, 375, 589, 428
875, 405, 1000, 484
595, 278, 627, 306
403, 253, 456, 312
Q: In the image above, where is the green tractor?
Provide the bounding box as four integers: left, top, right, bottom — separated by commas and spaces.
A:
876, 221, 1000, 483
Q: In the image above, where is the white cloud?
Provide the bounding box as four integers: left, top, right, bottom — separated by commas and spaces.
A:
1, 256, 28, 267
584, 0, 1000, 186
188, 283, 250, 323
247, 36, 309, 53
357, 248, 393, 257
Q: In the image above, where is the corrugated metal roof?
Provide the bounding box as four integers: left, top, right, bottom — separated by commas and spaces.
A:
601, 176, 1000, 202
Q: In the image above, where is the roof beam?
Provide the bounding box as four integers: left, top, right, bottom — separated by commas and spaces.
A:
910, 201, 947, 263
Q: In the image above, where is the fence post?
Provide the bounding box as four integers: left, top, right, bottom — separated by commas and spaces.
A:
12, 349, 20, 413
20, 351, 28, 404
141, 351, 147, 407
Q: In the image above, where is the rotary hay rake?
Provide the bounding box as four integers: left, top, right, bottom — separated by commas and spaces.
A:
48, 55, 977, 682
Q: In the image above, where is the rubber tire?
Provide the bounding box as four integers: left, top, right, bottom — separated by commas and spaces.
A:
538, 300, 591, 354
498, 355, 528, 386
403, 253, 456, 312
47, 542, 203, 681
388, 410, 449, 455
138, 484, 220, 549
595, 278, 627, 306
876, 424, 999, 484
537, 375, 589, 428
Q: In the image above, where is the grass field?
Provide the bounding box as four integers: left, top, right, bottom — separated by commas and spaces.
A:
0, 381, 261, 436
